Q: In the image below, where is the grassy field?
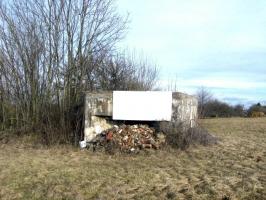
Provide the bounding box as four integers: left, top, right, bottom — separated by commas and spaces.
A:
0, 118, 265, 200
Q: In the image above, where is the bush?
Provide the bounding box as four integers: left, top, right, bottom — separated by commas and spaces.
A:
160, 122, 218, 150
247, 103, 266, 117
205, 100, 234, 118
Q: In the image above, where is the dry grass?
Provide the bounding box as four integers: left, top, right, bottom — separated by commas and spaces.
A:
0, 118, 265, 199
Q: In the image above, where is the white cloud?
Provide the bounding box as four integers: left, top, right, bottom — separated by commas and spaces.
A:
159, 76, 266, 92
180, 78, 266, 90
117, 0, 266, 104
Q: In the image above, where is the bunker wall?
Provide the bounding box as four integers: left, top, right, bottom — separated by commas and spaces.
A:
84, 92, 198, 142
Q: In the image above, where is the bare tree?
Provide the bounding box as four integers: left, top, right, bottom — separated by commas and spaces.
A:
0, 0, 128, 138
196, 87, 213, 118
91, 50, 159, 91
0, 0, 159, 144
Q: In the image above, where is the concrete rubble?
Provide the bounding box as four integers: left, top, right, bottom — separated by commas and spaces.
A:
92, 124, 166, 153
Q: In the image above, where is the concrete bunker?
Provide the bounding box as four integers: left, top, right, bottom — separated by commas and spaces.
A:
84, 91, 198, 142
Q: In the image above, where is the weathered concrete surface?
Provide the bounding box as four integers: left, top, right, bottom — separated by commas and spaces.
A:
84, 93, 112, 142
85, 92, 112, 117
171, 92, 198, 127
84, 91, 198, 142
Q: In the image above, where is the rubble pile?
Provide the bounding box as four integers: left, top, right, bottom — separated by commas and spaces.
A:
98, 124, 166, 153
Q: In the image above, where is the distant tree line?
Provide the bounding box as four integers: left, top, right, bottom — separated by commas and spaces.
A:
0, 0, 159, 145
196, 87, 266, 118
246, 103, 266, 117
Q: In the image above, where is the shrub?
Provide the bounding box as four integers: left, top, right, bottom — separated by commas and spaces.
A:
160, 122, 218, 150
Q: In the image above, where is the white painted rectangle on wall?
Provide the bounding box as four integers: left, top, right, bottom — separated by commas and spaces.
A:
113, 91, 172, 121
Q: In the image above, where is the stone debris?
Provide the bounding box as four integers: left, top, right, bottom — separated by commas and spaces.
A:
93, 124, 166, 153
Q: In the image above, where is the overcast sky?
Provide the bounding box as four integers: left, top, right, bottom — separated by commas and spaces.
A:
117, 0, 266, 106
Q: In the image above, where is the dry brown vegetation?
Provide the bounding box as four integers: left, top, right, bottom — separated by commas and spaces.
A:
0, 118, 265, 200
